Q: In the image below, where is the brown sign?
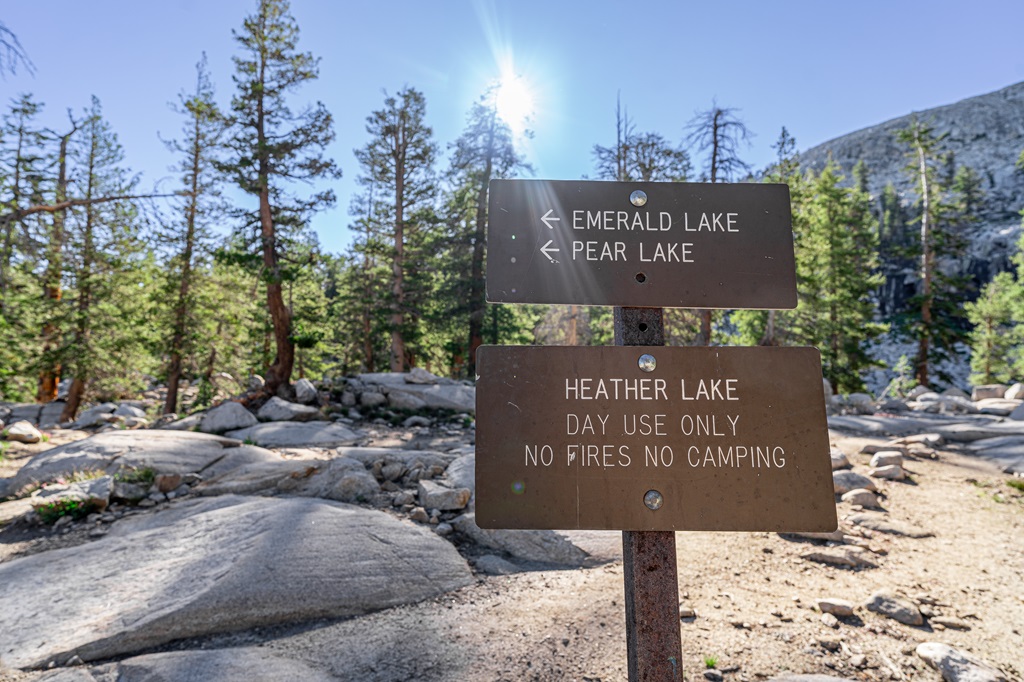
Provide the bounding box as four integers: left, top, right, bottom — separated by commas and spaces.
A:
475, 345, 836, 532
486, 179, 797, 309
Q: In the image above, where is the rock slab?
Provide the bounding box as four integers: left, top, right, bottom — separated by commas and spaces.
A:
226, 421, 361, 447
0, 495, 472, 669
200, 401, 258, 434
915, 642, 1007, 682
865, 590, 923, 625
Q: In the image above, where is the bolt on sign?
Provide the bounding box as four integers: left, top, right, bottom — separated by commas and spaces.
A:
486, 179, 797, 309
475, 345, 837, 533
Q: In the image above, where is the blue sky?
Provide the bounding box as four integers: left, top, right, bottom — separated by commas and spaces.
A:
5, 1, 1024, 254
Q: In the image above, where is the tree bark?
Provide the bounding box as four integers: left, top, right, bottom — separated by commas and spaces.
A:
164, 108, 202, 415
390, 124, 406, 372
256, 40, 293, 398
914, 133, 932, 388
466, 112, 496, 378
37, 124, 76, 403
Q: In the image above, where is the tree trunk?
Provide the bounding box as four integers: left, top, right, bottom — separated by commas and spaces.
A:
390, 129, 406, 373
260, 185, 294, 397
915, 135, 932, 388
62, 377, 86, 423
37, 125, 75, 403
759, 311, 777, 346
60, 122, 100, 424
164, 109, 202, 415
256, 43, 293, 398
466, 114, 496, 378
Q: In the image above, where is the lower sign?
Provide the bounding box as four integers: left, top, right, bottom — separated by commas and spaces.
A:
475, 346, 837, 532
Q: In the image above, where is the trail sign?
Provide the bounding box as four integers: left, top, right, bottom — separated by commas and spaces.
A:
475, 345, 836, 533
486, 179, 797, 309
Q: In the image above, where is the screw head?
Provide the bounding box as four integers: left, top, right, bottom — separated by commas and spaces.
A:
630, 190, 648, 207
638, 353, 657, 372
644, 489, 664, 510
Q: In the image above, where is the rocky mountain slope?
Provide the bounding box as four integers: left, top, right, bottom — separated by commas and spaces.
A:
799, 81, 1024, 308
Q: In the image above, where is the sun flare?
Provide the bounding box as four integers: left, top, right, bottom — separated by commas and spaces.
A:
494, 73, 535, 135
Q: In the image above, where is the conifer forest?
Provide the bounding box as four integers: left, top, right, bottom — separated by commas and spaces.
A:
1, 1, 1022, 422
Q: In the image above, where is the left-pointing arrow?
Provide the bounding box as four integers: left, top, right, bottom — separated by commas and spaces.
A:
541, 209, 560, 230
540, 240, 560, 262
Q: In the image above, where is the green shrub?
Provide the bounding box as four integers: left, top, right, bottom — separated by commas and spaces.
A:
35, 497, 103, 525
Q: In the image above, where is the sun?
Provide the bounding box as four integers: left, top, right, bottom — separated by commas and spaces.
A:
494, 73, 535, 135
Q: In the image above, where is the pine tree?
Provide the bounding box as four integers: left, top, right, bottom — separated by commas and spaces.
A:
447, 90, 530, 377
685, 102, 753, 184
353, 87, 438, 371
221, 0, 341, 397
791, 161, 886, 393
896, 118, 976, 387
0, 22, 33, 78
157, 55, 226, 414
685, 102, 753, 345
593, 97, 689, 182
0, 94, 48, 399
965, 271, 1021, 385
61, 97, 150, 419
733, 126, 803, 347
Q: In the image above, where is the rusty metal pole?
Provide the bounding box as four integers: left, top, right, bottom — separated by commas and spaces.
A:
614, 306, 683, 682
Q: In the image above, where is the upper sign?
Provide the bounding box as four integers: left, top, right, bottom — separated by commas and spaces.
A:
475, 345, 836, 532
487, 179, 797, 309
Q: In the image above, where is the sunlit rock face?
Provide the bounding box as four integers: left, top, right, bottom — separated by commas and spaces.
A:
799, 81, 1024, 316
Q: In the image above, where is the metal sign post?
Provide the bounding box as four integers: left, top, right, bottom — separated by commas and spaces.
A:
615, 306, 682, 682
476, 179, 833, 682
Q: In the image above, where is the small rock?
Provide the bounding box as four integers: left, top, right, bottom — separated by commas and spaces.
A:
916, 642, 1007, 682
434, 522, 453, 536
861, 443, 908, 455
703, 671, 724, 682
155, 474, 183, 494
819, 638, 841, 651
971, 384, 1006, 401
360, 391, 387, 408
418, 479, 471, 511
930, 616, 972, 630
870, 464, 906, 480
392, 491, 416, 507
402, 415, 433, 428
148, 492, 167, 503
410, 507, 430, 523
817, 598, 855, 617
841, 488, 881, 508
248, 374, 265, 391
679, 606, 696, 619
4, 420, 42, 443
200, 401, 258, 433
830, 448, 851, 470
257, 396, 321, 423
865, 590, 923, 625
849, 654, 868, 668
833, 470, 878, 494
802, 546, 878, 569
848, 513, 933, 538
821, 613, 840, 628
294, 378, 318, 405
1005, 382, 1024, 401
88, 526, 108, 538
870, 451, 904, 468
406, 367, 440, 384
112, 481, 147, 501
474, 554, 520, 575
